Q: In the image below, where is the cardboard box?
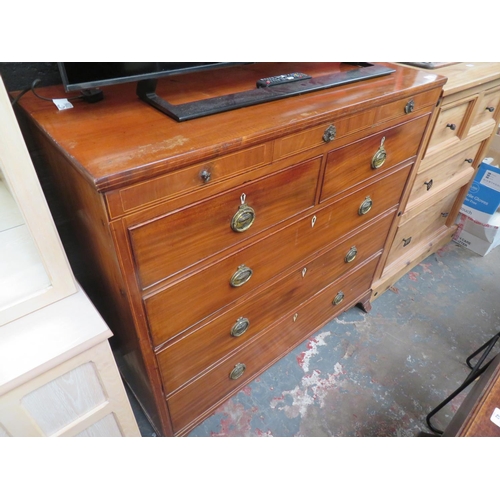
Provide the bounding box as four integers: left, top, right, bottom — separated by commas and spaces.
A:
459, 161, 500, 224
453, 212, 500, 256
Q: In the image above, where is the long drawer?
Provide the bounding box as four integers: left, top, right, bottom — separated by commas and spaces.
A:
144, 164, 410, 346
166, 254, 380, 435
156, 211, 394, 395
321, 114, 428, 202
129, 157, 321, 289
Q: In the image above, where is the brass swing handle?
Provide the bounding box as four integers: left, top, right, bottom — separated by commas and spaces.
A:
371, 137, 387, 169
231, 193, 255, 232
229, 363, 246, 380
230, 265, 253, 287
358, 196, 373, 215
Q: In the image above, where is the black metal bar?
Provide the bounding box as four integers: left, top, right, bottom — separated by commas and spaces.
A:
136, 63, 396, 122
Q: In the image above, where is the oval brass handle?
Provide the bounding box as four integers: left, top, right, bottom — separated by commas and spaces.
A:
345, 246, 358, 263
446, 123, 456, 130
333, 291, 345, 306
199, 169, 211, 183
358, 196, 373, 215
230, 265, 253, 287
231, 317, 250, 337
465, 158, 473, 164
424, 179, 433, 191
486, 106, 495, 112
323, 124, 337, 143
371, 137, 387, 169
403, 236, 412, 247
231, 193, 255, 233
229, 363, 246, 380
405, 99, 415, 114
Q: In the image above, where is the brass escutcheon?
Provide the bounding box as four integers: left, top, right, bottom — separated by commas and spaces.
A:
230, 265, 253, 287
323, 124, 336, 143
371, 137, 386, 169
405, 99, 415, 114
229, 363, 246, 380
345, 246, 358, 263
231, 317, 250, 337
231, 193, 256, 232
358, 196, 373, 215
333, 291, 345, 306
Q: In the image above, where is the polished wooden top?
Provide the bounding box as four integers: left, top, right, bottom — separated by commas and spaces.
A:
16, 62, 446, 192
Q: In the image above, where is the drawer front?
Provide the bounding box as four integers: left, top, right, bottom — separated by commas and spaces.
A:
166, 255, 380, 434
385, 190, 458, 266
144, 164, 410, 345
427, 96, 476, 152
130, 157, 321, 290
409, 144, 480, 204
321, 114, 428, 202
471, 85, 500, 129
156, 212, 394, 394
274, 88, 439, 160
106, 141, 273, 218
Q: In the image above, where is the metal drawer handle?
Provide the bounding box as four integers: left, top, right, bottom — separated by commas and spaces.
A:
465, 158, 473, 164
199, 169, 211, 183
231, 193, 255, 233
358, 196, 373, 215
333, 291, 345, 306
231, 317, 250, 337
405, 99, 415, 114
424, 179, 433, 191
323, 124, 337, 143
403, 236, 412, 247
371, 137, 387, 169
230, 265, 253, 287
486, 106, 495, 112
345, 246, 358, 263
446, 123, 457, 131
229, 363, 246, 380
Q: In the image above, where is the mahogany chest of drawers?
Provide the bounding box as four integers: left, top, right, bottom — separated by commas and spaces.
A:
17, 63, 446, 436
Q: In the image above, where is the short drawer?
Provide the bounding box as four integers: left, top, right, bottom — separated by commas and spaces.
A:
274, 88, 439, 160
106, 141, 273, 218
471, 85, 500, 129
408, 144, 479, 206
321, 114, 428, 202
156, 211, 394, 393
144, 164, 410, 345
385, 190, 459, 267
166, 254, 380, 434
130, 157, 321, 290
427, 96, 476, 152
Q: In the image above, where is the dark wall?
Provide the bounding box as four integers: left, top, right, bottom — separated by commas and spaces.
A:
0, 63, 62, 92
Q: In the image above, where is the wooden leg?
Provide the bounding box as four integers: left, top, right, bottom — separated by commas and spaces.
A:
357, 294, 372, 313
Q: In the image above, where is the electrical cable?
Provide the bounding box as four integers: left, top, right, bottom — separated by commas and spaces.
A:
11, 78, 84, 107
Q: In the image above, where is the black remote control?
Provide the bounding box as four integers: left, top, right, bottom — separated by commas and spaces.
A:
256, 72, 312, 88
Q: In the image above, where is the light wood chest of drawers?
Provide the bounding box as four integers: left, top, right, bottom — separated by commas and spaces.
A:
372, 63, 500, 298
17, 63, 445, 436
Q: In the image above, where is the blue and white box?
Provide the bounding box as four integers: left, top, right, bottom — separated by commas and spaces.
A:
460, 162, 500, 225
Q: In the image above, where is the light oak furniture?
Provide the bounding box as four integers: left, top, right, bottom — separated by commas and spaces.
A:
372, 63, 500, 298
17, 62, 446, 436
0, 76, 140, 437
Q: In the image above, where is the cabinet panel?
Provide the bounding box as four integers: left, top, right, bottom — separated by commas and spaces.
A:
471, 85, 500, 129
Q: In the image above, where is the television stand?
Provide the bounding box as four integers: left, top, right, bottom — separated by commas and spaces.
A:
136, 63, 395, 121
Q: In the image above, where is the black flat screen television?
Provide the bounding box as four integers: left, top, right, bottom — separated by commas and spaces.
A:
57, 62, 395, 122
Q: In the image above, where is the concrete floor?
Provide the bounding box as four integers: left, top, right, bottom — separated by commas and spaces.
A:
128, 240, 500, 437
